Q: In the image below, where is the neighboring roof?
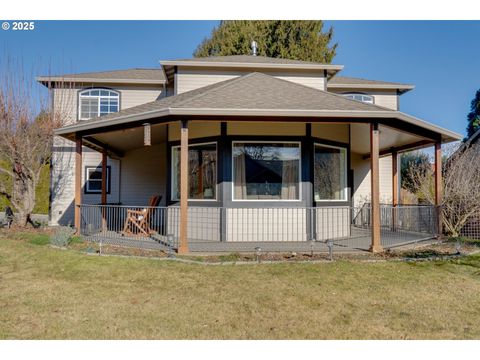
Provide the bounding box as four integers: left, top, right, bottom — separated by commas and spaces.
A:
55, 72, 462, 142
36, 68, 166, 85
160, 55, 343, 72
328, 76, 415, 94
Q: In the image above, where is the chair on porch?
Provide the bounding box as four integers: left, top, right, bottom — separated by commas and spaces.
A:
122, 195, 162, 237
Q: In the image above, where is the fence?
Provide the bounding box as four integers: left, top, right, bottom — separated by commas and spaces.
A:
79, 204, 438, 252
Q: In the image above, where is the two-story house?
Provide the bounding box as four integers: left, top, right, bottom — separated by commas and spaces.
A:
37, 54, 461, 254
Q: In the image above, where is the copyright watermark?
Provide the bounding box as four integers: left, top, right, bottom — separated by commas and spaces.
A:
1, 21, 35, 31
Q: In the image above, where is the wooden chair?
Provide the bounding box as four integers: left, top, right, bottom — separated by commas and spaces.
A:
122, 195, 162, 236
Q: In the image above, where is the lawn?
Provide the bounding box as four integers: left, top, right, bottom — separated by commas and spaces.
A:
0, 232, 480, 339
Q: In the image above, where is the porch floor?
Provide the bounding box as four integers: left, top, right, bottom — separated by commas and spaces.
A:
83, 227, 434, 254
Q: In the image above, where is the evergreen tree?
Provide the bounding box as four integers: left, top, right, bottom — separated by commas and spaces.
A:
194, 20, 337, 63
466, 89, 480, 139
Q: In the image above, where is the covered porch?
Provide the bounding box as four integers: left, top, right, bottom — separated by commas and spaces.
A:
54, 73, 459, 254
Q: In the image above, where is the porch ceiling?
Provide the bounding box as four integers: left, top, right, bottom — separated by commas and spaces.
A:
88, 123, 167, 153
351, 124, 428, 155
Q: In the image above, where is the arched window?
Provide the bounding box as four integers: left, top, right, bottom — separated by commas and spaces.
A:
79, 88, 120, 120
343, 93, 374, 104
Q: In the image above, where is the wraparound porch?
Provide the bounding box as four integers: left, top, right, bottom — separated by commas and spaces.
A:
78, 204, 438, 253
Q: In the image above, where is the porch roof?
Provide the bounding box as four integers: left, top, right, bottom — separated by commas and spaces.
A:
54, 72, 462, 143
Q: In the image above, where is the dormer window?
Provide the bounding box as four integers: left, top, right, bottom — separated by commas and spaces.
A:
343, 93, 374, 104
79, 89, 120, 120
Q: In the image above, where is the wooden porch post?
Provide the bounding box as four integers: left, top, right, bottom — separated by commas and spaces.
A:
101, 148, 108, 231
391, 150, 398, 230
178, 120, 189, 254
370, 123, 383, 252
434, 141, 443, 237
74, 135, 83, 234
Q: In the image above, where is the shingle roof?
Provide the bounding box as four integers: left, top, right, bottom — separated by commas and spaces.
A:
328, 75, 414, 92
166, 55, 330, 66
55, 72, 462, 142
83, 72, 392, 123
37, 68, 166, 84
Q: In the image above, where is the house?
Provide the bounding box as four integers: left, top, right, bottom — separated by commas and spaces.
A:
37, 53, 462, 253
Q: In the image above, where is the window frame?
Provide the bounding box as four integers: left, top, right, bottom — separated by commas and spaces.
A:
84, 166, 111, 194
231, 140, 302, 202
170, 141, 218, 201
78, 88, 121, 121
313, 142, 348, 202
342, 92, 375, 104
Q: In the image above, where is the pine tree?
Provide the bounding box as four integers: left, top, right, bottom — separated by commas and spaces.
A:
194, 20, 337, 63
466, 89, 480, 139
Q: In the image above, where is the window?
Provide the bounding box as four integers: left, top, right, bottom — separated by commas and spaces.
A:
343, 93, 374, 104
79, 89, 120, 120
314, 143, 347, 201
85, 166, 111, 194
171, 142, 217, 201
232, 142, 301, 201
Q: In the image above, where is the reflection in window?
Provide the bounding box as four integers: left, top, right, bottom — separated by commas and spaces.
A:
172, 143, 217, 200
314, 144, 347, 201
233, 142, 300, 200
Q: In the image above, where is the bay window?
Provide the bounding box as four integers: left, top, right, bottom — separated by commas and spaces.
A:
171, 142, 217, 200
314, 143, 347, 201
232, 142, 301, 200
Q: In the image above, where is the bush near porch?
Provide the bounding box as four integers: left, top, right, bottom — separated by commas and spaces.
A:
1, 230, 480, 340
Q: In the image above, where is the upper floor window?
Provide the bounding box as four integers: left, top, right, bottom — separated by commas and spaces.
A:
343, 93, 374, 104
79, 89, 119, 120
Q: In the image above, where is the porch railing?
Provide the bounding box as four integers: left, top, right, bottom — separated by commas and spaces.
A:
78, 204, 438, 252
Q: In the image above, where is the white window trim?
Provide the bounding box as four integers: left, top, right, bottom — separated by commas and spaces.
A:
78, 89, 120, 120
343, 93, 374, 104
313, 142, 348, 202
231, 140, 302, 202
85, 166, 110, 194
171, 141, 218, 201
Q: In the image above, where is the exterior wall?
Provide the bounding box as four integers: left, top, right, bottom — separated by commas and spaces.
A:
175, 67, 326, 94
227, 122, 306, 136
328, 88, 399, 110
168, 122, 221, 142
351, 152, 393, 208
50, 83, 164, 225
226, 208, 307, 242
50, 137, 121, 225
316, 206, 351, 240
311, 123, 349, 143
119, 143, 167, 206
53, 83, 164, 124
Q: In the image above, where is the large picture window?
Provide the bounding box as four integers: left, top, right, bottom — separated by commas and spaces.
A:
314, 143, 347, 201
79, 89, 119, 120
232, 142, 301, 201
171, 142, 217, 201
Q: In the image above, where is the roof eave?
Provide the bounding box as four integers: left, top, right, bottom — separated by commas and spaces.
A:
35, 76, 166, 86
327, 83, 415, 94
54, 107, 462, 143
160, 60, 344, 72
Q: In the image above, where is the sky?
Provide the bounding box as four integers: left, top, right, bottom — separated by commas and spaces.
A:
1, 20, 479, 136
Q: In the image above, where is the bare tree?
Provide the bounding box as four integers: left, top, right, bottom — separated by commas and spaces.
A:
0, 57, 68, 227
408, 143, 480, 237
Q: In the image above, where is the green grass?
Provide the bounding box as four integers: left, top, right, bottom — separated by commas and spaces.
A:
1, 231, 480, 339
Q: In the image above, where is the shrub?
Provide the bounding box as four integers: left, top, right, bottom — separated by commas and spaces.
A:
49, 226, 76, 247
